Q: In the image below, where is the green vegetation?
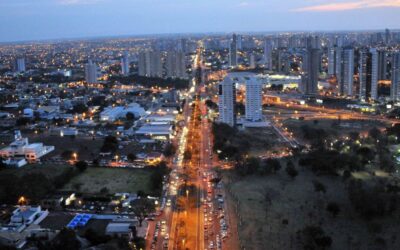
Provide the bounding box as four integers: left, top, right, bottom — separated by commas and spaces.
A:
212, 122, 275, 160
61, 167, 155, 195
0, 164, 77, 204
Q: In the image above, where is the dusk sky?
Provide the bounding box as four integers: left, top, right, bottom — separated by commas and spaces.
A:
1, 0, 400, 42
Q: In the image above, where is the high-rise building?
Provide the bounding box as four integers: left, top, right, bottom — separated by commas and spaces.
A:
249, 54, 256, 69
15, 58, 26, 73
85, 60, 98, 84
166, 51, 186, 79
328, 47, 337, 76
177, 38, 187, 53
359, 48, 379, 101
264, 39, 273, 70
245, 78, 262, 122
218, 77, 236, 126
301, 37, 320, 97
333, 47, 355, 96
229, 34, 238, 67
237, 35, 242, 50
391, 52, 400, 101
385, 28, 391, 45
121, 52, 130, 76
340, 48, 355, 96
138, 50, 163, 78
377, 50, 389, 80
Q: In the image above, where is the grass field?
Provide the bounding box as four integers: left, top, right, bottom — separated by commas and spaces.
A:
224, 166, 400, 250
61, 167, 153, 194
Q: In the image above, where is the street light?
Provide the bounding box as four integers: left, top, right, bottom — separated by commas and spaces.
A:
73, 152, 78, 162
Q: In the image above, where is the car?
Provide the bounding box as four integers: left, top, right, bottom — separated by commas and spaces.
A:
166, 199, 172, 207
209, 241, 215, 249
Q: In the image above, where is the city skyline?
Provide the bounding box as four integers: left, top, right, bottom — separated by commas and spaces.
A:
1, 0, 400, 42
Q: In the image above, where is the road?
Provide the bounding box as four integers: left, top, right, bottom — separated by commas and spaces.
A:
146, 45, 239, 250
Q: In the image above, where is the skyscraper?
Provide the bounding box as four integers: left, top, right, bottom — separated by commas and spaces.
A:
138, 50, 163, 78
301, 36, 320, 97
229, 34, 238, 67
85, 60, 98, 84
359, 48, 379, 101
166, 51, 186, 79
15, 57, 26, 73
385, 28, 391, 45
245, 78, 262, 122
377, 50, 388, 81
218, 77, 236, 126
334, 47, 355, 96
236, 35, 242, 50
328, 47, 337, 76
121, 52, 130, 76
263, 39, 273, 70
249, 54, 256, 69
391, 52, 400, 101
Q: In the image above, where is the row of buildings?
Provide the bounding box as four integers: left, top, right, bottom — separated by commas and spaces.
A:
138, 50, 187, 79
218, 76, 263, 127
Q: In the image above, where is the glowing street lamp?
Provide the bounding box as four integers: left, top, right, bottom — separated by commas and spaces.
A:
73, 152, 78, 161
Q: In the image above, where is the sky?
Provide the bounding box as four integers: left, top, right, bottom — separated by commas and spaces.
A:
0, 0, 400, 42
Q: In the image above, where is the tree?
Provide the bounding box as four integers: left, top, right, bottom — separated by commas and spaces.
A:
326, 202, 340, 217
101, 135, 118, 153
126, 112, 135, 121
265, 158, 281, 173
47, 228, 80, 249
369, 127, 381, 140
131, 198, 155, 226
71, 103, 88, 114
163, 143, 176, 157
127, 153, 137, 162
313, 180, 326, 193
285, 161, 298, 179
16, 117, 30, 126
297, 225, 332, 250
75, 161, 88, 172
100, 187, 109, 194
183, 150, 192, 160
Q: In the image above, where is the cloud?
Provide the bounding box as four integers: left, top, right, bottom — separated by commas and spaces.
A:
238, 1, 250, 7
59, 0, 104, 5
293, 0, 400, 12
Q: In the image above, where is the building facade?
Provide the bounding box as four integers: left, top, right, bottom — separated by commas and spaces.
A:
359, 48, 379, 101
218, 77, 236, 126
245, 78, 262, 122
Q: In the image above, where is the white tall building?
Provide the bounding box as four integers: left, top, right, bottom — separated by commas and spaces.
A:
359, 48, 379, 101
218, 77, 236, 126
391, 52, 400, 101
121, 52, 130, 76
138, 50, 163, 78
15, 58, 26, 73
166, 51, 186, 79
85, 60, 98, 84
245, 78, 262, 122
